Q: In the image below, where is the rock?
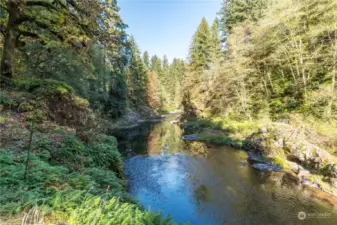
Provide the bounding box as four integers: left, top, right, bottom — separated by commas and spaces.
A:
298, 169, 311, 180
252, 163, 282, 172
247, 151, 266, 163
249, 123, 336, 178
182, 134, 201, 141
301, 180, 320, 189
283, 171, 300, 184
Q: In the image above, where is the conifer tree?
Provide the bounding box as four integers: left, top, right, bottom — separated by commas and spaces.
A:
209, 18, 223, 63
143, 51, 150, 69
126, 36, 148, 105
189, 18, 212, 73
218, 0, 269, 42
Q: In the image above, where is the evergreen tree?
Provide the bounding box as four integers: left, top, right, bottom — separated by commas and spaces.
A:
209, 18, 223, 63
150, 55, 162, 74
126, 36, 148, 105
143, 51, 150, 69
189, 18, 212, 73
218, 0, 269, 42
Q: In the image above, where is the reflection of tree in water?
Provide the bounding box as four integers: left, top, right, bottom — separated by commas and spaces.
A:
184, 142, 208, 156
194, 184, 209, 204
147, 120, 186, 154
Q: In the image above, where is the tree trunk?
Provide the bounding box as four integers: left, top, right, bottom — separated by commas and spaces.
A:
24, 130, 34, 180
1, 28, 18, 78
1, 2, 21, 78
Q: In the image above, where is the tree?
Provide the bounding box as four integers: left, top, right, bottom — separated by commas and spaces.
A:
143, 51, 150, 68
126, 36, 148, 105
209, 18, 223, 63
189, 18, 212, 73
218, 0, 269, 43
150, 55, 162, 74
0, 0, 124, 78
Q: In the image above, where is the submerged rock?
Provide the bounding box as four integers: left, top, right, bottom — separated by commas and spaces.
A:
252, 163, 282, 172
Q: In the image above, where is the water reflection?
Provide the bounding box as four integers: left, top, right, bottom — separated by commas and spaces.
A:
114, 115, 337, 225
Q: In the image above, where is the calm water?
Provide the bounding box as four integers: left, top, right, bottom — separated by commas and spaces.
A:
113, 115, 337, 225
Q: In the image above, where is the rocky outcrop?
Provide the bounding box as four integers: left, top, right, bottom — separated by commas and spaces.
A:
249, 123, 337, 170
182, 120, 337, 196
248, 123, 337, 196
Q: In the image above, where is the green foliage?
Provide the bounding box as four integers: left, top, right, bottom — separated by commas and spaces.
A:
0, 91, 17, 108
189, 18, 212, 72
67, 196, 175, 225
16, 78, 74, 97
320, 163, 337, 177
0, 150, 69, 214
126, 37, 148, 106
219, 0, 269, 37
86, 135, 124, 177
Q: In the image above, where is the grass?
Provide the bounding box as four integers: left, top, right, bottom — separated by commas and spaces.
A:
188, 116, 261, 139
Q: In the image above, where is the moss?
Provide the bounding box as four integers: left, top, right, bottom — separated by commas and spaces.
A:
270, 156, 286, 168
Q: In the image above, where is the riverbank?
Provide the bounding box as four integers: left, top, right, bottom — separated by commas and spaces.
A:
181, 115, 337, 197
0, 87, 175, 224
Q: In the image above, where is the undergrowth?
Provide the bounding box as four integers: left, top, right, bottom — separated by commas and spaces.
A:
0, 131, 175, 224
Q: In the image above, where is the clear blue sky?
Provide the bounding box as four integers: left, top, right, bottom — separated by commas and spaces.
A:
118, 0, 222, 62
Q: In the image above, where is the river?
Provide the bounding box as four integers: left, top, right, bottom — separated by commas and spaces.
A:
112, 115, 337, 225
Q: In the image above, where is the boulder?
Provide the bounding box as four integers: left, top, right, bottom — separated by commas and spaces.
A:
252, 163, 282, 172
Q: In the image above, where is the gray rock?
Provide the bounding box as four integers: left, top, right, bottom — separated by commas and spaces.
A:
247, 151, 266, 163
252, 163, 282, 172
182, 134, 200, 141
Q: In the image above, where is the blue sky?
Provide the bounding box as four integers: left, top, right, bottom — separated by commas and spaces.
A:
118, 0, 222, 62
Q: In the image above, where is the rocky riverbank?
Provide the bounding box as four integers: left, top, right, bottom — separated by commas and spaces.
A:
181, 119, 337, 197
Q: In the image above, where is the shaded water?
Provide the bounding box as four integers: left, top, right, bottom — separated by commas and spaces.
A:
113, 115, 337, 225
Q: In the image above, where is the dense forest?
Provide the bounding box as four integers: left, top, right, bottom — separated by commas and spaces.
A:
0, 0, 337, 224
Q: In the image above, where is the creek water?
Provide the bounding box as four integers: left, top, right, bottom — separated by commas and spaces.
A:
112, 115, 337, 225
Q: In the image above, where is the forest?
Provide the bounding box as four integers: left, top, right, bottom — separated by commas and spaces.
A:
0, 0, 337, 224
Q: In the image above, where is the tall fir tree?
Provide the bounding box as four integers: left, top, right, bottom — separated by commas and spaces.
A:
209, 18, 223, 63
189, 18, 212, 73
126, 36, 148, 105
218, 0, 269, 42
143, 51, 150, 69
